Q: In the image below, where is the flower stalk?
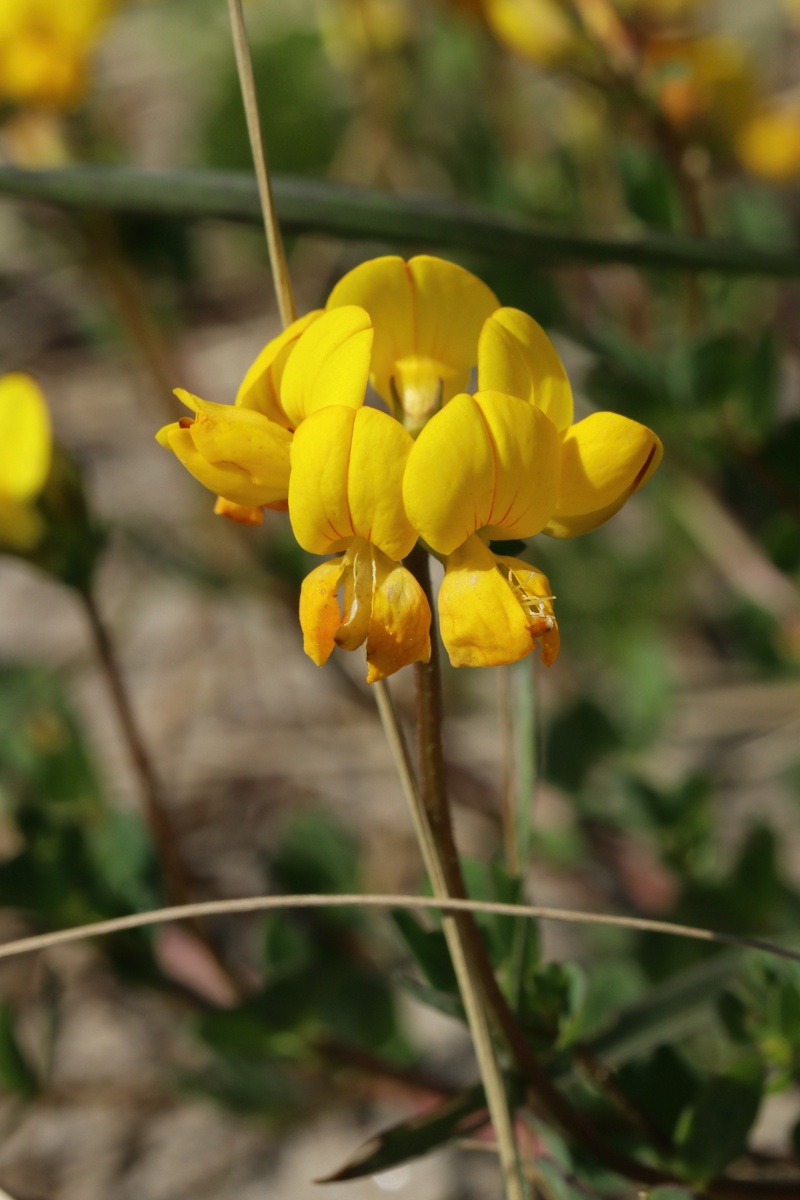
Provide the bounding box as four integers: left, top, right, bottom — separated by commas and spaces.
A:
221, 3, 528, 1194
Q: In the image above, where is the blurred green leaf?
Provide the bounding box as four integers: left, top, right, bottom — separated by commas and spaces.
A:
0, 1005, 39, 1100
318, 1085, 489, 1182
203, 31, 350, 178
392, 909, 457, 994
615, 1047, 697, 1142
545, 699, 621, 793
674, 1068, 763, 1182
617, 140, 680, 232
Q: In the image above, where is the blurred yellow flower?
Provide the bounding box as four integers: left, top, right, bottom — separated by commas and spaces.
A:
483, 0, 578, 67
0, 373, 52, 550
736, 105, 800, 183
644, 34, 756, 137
0, 0, 119, 109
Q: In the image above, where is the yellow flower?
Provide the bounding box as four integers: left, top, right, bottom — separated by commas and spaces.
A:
402, 305, 662, 667
0, 373, 52, 550
290, 405, 431, 682
0, 0, 119, 110
327, 255, 498, 434
483, 0, 579, 67
736, 105, 800, 183
158, 307, 376, 520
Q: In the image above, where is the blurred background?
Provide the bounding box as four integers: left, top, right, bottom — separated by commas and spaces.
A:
1, 0, 800, 1196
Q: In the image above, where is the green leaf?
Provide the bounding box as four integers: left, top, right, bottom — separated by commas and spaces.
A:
615, 1047, 697, 1142
395, 975, 464, 1022
392, 910, 457, 994
203, 31, 350, 179
674, 1070, 763, 1182
317, 1085, 489, 1182
271, 811, 360, 897
0, 1005, 39, 1099
617, 140, 680, 232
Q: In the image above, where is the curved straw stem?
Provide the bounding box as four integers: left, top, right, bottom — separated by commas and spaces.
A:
1, 891, 798, 964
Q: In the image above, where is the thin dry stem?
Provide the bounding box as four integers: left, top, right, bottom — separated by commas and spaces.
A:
225, 0, 296, 327
374, 680, 528, 1200
1, 891, 798, 965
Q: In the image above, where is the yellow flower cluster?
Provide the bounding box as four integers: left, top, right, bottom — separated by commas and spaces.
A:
0, 373, 52, 550
158, 257, 662, 682
0, 0, 118, 110
478, 0, 800, 183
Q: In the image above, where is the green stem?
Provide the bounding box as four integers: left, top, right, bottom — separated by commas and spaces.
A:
3, 165, 800, 278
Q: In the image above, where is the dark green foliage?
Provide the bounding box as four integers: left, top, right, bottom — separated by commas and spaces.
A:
202, 32, 350, 178
319, 1085, 490, 1182
674, 1068, 764, 1182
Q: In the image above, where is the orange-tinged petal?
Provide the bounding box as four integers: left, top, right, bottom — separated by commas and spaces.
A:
298, 543, 431, 681
214, 496, 265, 525
496, 555, 559, 666
289, 406, 416, 558
299, 555, 347, 667
478, 308, 573, 430
403, 391, 560, 555
439, 534, 556, 667
280, 306, 372, 429
336, 540, 373, 652
366, 550, 431, 683
326, 255, 498, 420
545, 411, 662, 538
0, 373, 52, 502
236, 310, 322, 428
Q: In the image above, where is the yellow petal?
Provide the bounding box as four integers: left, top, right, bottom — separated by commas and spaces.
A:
289, 406, 416, 558
280, 306, 372, 429
545, 411, 663, 538
326, 255, 498, 420
484, 0, 577, 65
439, 534, 556, 667
299, 555, 347, 667
403, 391, 560, 555
496, 555, 560, 666
478, 308, 574, 430
162, 418, 290, 508
365, 549, 431, 683
235, 310, 322, 428
737, 107, 800, 183
288, 406, 357, 554
348, 407, 417, 561
0, 373, 52, 502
